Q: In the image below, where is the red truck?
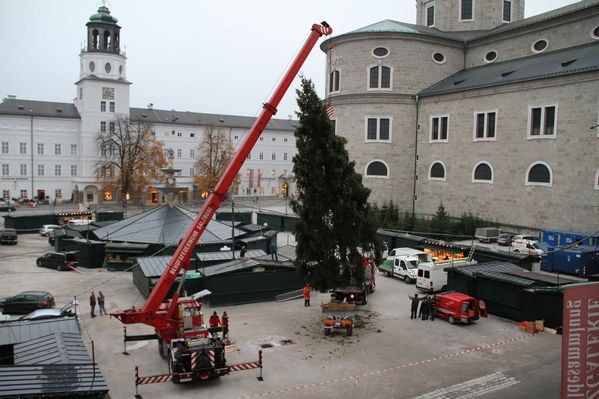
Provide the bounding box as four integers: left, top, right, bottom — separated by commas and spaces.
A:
434, 292, 480, 325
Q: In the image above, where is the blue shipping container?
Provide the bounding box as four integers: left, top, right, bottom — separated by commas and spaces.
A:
543, 247, 599, 278
540, 230, 597, 247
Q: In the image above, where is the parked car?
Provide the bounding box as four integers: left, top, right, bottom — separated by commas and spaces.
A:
0, 291, 55, 314
496, 233, 513, 246
434, 292, 480, 325
20, 300, 77, 320
0, 228, 18, 245
39, 224, 60, 237
511, 240, 544, 256
36, 252, 79, 271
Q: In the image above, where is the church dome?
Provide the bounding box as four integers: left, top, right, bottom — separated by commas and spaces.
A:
89, 6, 118, 24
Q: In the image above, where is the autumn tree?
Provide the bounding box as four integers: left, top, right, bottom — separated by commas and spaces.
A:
96, 116, 166, 205
291, 77, 381, 291
193, 126, 240, 195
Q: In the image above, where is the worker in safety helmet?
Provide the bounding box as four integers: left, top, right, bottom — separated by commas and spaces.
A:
303, 284, 311, 307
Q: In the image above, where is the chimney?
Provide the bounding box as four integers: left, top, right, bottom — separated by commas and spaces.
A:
7, 95, 16, 100
147, 103, 153, 109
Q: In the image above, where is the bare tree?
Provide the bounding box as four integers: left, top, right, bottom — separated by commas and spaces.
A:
193, 126, 240, 195
96, 116, 166, 205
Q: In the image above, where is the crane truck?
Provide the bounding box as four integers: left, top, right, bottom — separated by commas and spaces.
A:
110, 22, 333, 392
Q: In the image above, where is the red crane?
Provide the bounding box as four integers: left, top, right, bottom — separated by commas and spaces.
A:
112, 22, 332, 387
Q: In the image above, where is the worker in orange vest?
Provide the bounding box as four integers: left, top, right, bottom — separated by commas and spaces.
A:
303, 284, 311, 307
479, 298, 488, 317
209, 311, 221, 328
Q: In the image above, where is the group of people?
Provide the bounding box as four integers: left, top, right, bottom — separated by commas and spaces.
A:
408, 293, 438, 321
89, 291, 107, 318
208, 310, 230, 339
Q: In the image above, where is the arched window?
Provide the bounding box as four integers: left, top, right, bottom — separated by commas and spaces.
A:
368, 65, 392, 89
92, 29, 99, 50
526, 162, 552, 187
472, 162, 493, 183
103, 30, 111, 50
429, 161, 446, 181
365, 160, 389, 178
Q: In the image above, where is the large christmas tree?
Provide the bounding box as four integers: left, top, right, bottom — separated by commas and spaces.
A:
291, 77, 380, 291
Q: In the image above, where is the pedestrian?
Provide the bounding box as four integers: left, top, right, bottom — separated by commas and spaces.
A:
89, 291, 96, 318
408, 294, 420, 319
430, 294, 438, 321
270, 241, 278, 261
221, 311, 229, 340
421, 296, 431, 320
240, 245, 247, 261
479, 298, 488, 318
209, 311, 221, 328
98, 291, 107, 316
303, 284, 311, 307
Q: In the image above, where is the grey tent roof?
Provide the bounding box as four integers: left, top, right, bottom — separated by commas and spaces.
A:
256, 244, 297, 262
449, 261, 537, 287
0, 317, 108, 396
0, 317, 81, 346
92, 205, 245, 245
137, 256, 177, 278
419, 42, 599, 97
13, 332, 91, 365
200, 258, 294, 277
0, 98, 80, 119
130, 107, 297, 131
197, 249, 266, 262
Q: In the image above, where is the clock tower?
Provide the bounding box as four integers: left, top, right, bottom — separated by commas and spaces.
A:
74, 5, 131, 204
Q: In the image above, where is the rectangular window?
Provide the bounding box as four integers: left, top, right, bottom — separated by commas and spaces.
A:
19, 164, 27, 176
55, 189, 62, 199
38, 164, 44, 176
20, 190, 27, 199
100, 122, 106, 133
109, 102, 115, 112
177, 149, 182, 158
190, 149, 195, 158
366, 117, 392, 142
19, 143, 26, 154
37, 143, 44, 155
430, 116, 449, 142
369, 66, 392, 89
474, 111, 497, 140
109, 122, 115, 133
272, 152, 276, 160
100, 101, 106, 112
177, 132, 182, 137
271, 169, 276, 177
259, 152, 264, 160
70, 144, 77, 155
329, 70, 340, 93
529, 105, 557, 138
2, 164, 9, 176
426, 4, 435, 26
189, 167, 194, 176
2, 189, 9, 200
190, 133, 195, 138
70, 165, 77, 176
503, 0, 512, 22
271, 187, 277, 195
283, 153, 288, 161
1, 142, 8, 154
54, 165, 61, 176
54, 144, 61, 155
461, 0, 474, 21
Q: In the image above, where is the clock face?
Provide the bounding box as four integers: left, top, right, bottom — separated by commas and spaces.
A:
89, 61, 95, 72
102, 87, 115, 100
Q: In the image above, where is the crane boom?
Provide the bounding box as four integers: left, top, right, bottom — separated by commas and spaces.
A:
113, 22, 332, 328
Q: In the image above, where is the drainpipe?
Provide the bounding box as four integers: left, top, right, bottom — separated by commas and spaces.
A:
412, 95, 419, 213
30, 111, 34, 199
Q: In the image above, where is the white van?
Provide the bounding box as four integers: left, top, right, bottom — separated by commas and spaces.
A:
379, 255, 420, 283
416, 258, 477, 292
511, 239, 544, 256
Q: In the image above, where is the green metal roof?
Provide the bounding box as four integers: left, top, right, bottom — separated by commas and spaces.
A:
348, 19, 421, 35
89, 6, 118, 24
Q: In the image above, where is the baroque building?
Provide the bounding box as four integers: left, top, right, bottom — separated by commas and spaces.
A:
322, 0, 599, 231
0, 6, 296, 207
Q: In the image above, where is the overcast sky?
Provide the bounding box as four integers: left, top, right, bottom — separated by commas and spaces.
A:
0, 0, 579, 119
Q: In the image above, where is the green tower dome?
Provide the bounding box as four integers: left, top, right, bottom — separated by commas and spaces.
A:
89, 6, 118, 25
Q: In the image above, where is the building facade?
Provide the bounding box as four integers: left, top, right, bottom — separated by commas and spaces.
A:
322, 0, 599, 232
0, 6, 296, 207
